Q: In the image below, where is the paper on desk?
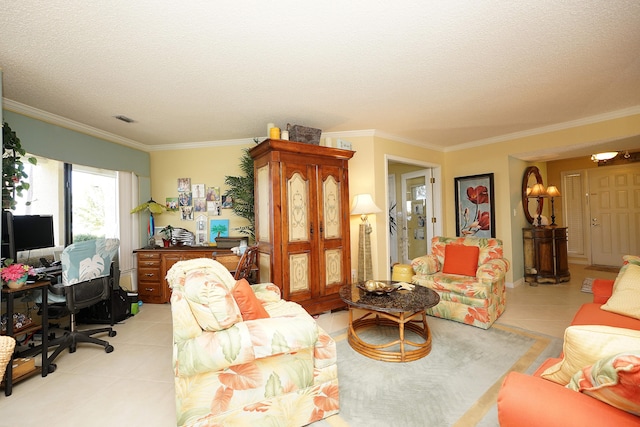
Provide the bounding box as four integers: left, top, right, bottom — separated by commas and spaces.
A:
396, 282, 415, 290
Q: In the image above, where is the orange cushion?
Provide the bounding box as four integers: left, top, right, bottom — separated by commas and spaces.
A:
442, 244, 480, 277
232, 279, 270, 321
571, 303, 640, 331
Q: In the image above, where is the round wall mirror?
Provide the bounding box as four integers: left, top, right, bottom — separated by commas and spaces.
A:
522, 166, 544, 225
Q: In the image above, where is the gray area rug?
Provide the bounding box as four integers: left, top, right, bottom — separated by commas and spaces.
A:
311, 316, 562, 427
581, 277, 594, 293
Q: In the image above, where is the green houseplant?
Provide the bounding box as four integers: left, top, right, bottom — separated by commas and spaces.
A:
224, 139, 259, 240
2, 122, 37, 210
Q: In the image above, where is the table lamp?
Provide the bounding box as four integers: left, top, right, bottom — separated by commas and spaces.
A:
351, 193, 381, 282
528, 183, 546, 227
130, 199, 165, 248
545, 185, 561, 226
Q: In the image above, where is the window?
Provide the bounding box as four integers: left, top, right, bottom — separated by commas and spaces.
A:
13, 155, 119, 248
71, 165, 118, 240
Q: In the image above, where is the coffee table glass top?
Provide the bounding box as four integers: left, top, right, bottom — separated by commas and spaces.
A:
339, 281, 439, 313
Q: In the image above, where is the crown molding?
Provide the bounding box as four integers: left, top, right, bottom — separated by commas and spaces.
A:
3, 98, 150, 151
5, 98, 639, 153
447, 106, 640, 152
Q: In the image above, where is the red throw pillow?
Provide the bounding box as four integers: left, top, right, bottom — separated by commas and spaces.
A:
232, 279, 270, 321
442, 244, 480, 277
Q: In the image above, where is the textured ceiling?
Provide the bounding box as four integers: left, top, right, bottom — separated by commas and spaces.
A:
1, 1, 640, 155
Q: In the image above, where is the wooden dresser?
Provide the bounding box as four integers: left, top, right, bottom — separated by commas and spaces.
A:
523, 226, 570, 284
250, 139, 354, 315
134, 247, 239, 303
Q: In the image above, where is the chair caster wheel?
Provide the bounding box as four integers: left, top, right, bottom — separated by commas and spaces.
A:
48, 364, 57, 373
105, 345, 114, 353
109, 330, 117, 337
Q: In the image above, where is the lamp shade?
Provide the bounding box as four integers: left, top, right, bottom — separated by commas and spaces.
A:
351, 194, 382, 216
546, 185, 561, 197
528, 183, 546, 197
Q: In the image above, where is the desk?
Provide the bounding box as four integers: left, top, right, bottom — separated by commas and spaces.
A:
1, 280, 50, 396
134, 247, 255, 303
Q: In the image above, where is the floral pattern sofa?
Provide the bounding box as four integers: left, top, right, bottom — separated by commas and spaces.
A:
411, 236, 510, 329
167, 258, 339, 427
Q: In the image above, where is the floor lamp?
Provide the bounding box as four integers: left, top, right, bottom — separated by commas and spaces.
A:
351, 194, 381, 283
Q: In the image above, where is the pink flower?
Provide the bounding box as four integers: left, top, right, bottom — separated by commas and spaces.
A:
1, 263, 35, 281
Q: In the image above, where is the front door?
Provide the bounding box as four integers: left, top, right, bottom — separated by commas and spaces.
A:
589, 164, 640, 266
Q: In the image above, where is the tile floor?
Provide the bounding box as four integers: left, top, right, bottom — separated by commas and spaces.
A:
0, 264, 619, 426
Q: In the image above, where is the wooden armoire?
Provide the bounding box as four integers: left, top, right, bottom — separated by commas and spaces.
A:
249, 139, 354, 315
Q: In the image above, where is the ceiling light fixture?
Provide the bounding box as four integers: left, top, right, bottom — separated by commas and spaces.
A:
590, 152, 617, 162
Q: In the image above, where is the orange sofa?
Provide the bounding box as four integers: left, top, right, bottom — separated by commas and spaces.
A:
497, 277, 640, 426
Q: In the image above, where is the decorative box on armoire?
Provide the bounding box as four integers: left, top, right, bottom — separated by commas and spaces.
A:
523, 226, 570, 284
249, 139, 354, 315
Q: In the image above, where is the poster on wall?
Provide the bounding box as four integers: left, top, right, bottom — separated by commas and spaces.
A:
454, 173, 495, 238
210, 219, 230, 241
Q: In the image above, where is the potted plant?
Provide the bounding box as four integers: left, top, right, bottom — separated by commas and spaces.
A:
160, 225, 174, 247
2, 122, 37, 210
224, 139, 259, 240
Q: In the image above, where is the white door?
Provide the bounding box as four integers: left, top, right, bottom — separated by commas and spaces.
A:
588, 164, 640, 266
401, 170, 433, 263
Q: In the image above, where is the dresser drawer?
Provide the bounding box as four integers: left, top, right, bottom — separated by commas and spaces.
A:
138, 259, 160, 268
138, 282, 164, 304
137, 252, 160, 260
138, 268, 161, 282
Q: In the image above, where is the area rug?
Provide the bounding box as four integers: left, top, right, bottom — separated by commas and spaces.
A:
585, 265, 620, 274
311, 317, 562, 427
581, 277, 594, 293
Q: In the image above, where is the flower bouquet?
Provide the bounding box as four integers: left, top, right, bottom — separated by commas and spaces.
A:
1, 260, 35, 289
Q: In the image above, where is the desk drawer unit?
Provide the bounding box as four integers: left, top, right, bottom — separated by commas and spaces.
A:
136, 253, 163, 303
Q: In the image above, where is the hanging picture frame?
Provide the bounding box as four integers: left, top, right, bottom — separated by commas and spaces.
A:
454, 173, 495, 238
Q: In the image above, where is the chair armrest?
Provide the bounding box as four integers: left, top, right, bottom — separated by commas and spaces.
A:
498, 372, 640, 427
476, 258, 510, 281
176, 314, 319, 376
411, 254, 440, 275
592, 279, 615, 304
250, 282, 282, 303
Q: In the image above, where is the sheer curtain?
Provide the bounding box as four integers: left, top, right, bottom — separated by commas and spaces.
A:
117, 171, 139, 291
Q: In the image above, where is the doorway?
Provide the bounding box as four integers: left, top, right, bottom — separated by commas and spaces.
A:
587, 164, 640, 266
562, 163, 640, 266
386, 156, 442, 271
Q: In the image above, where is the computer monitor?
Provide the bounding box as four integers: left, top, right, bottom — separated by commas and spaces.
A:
12, 214, 55, 252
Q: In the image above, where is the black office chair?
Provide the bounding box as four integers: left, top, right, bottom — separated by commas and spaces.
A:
45, 238, 120, 372
233, 245, 259, 283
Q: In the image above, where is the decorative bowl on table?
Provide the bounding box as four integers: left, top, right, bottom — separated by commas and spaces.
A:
357, 280, 399, 295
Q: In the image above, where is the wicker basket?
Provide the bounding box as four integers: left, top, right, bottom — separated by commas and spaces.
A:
0, 336, 16, 382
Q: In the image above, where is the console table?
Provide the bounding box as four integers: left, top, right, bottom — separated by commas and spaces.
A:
523, 226, 570, 284
134, 247, 241, 303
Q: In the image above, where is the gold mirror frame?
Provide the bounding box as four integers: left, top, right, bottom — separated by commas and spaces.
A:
522, 166, 544, 225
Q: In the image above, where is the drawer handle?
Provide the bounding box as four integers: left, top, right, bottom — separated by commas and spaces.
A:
144, 262, 156, 266
145, 287, 154, 292
145, 273, 155, 277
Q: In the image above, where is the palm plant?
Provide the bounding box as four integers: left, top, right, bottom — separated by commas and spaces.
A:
224, 139, 259, 240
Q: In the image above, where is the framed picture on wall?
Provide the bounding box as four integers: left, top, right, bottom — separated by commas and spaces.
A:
454, 173, 495, 238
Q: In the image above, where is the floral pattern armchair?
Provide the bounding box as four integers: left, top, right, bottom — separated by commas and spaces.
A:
166, 258, 339, 427
411, 236, 510, 329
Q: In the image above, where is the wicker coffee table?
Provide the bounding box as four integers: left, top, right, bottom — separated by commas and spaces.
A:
339, 281, 440, 362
